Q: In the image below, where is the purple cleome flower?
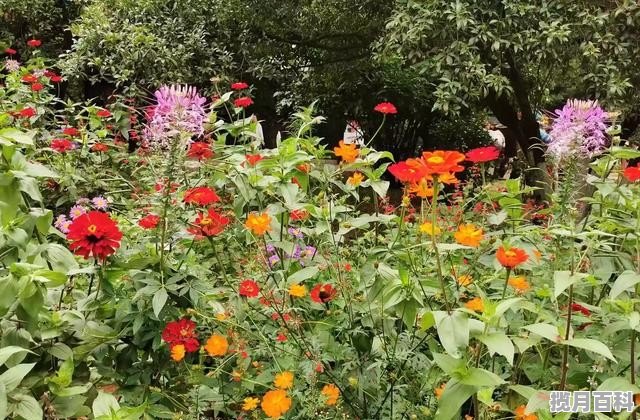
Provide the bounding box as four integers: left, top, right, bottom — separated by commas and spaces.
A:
144, 85, 207, 148
547, 99, 609, 160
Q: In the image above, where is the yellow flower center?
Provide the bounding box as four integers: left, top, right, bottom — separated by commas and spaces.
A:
200, 216, 212, 225
505, 250, 516, 258
427, 156, 445, 165
87, 224, 97, 233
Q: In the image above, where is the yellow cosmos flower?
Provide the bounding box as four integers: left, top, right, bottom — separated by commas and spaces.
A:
170, 344, 185, 362
454, 224, 484, 247
261, 389, 292, 419
274, 371, 294, 390
288, 284, 307, 297
321, 384, 340, 406
434, 383, 446, 399
242, 397, 260, 411
245, 212, 272, 235
347, 172, 365, 187
419, 222, 441, 236
204, 334, 228, 357
333, 140, 359, 163
456, 274, 473, 287
464, 297, 484, 312
508, 276, 531, 293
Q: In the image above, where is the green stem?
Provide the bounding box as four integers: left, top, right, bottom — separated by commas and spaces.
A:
431, 178, 451, 312
501, 268, 512, 300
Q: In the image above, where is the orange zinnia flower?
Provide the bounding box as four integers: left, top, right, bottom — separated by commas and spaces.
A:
347, 172, 365, 186
465, 297, 484, 312
408, 179, 434, 198
333, 140, 359, 163
388, 159, 429, 183
508, 276, 531, 294
274, 371, 294, 389
321, 384, 340, 406
514, 405, 538, 420
204, 334, 228, 357
454, 224, 484, 247
261, 389, 292, 419
420, 150, 465, 175
434, 383, 446, 399
170, 344, 185, 362
496, 246, 529, 268
245, 212, 271, 235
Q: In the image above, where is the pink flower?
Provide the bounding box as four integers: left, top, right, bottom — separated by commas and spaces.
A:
374, 102, 397, 115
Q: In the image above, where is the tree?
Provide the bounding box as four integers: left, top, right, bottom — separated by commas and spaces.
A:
379, 0, 640, 192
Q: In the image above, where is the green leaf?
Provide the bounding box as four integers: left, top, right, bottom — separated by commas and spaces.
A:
152, 288, 168, 317
458, 367, 505, 387
611, 147, 640, 159
48, 343, 73, 361
32, 269, 67, 287
433, 311, 469, 358
10, 393, 42, 420
92, 391, 120, 417
370, 180, 389, 198
523, 323, 562, 342
432, 353, 464, 375
510, 384, 537, 400
0, 128, 34, 146
0, 363, 35, 391
434, 379, 476, 420
0, 383, 6, 419
49, 358, 74, 388
494, 297, 523, 318
563, 338, 616, 362
553, 271, 587, 299
597, 377, 640, 393
609, 271, 640, 299
288, 266, 319, 284
17, 177, 42, 202
0, 347, 32, 366
478, 332, 515, 365
24, 162, 58, 178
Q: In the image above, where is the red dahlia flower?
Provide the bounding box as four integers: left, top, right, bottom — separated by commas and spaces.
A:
623, 164, 640, 182
161, 318, 200, 352
26, 39, 42, 48
138, 214, 160, 229
239, 279, 260, 298
374, 102, 398, 115
188, 208, 230, 238
187, 142, 214, 160
466, 146, 500, 163
66, 211, 123, 260
91, 143, 109, 152
310, 283, 337, 304
31, 83, 44, 92
96, 109, 111, 118
51, 139, 74, 153
49, 74, 62, 83
183, 187, 220, 206
231, 82, 249, 90
4, 48, 16, 55
234, 96, 253, 108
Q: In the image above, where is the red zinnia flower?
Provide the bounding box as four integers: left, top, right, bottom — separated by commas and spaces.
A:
183, 187, 220, 206
245, 154, 263, 166
49, 74, 62, 83
388, 160, 428, 183
239, 279, 260, 298
138, 214, 160, 229
571, 303, 591, 316
26, 39, 42, 48
276, 333, 287, 342
289, 209, 309, 221
91, 143, 109, 152
496, 246, 529, 269
18, 107, 36, 118
466, 146, 500, 163
51, 138, 74, 153
231, 82, 249, 90
161, 318, 200, 352
31, 83, 44, 92
187, 142, 214, 160
234, 96, 254, 108
623, 164, 640, 182
4, 48, 16, 55
187, 208, 230, 238
310, 283, 337, 304
21, 74, 37, 83
374, 102, 398, 115
63, 127, 80, 137
96, 109, 111, 118
66, 211, 123, 260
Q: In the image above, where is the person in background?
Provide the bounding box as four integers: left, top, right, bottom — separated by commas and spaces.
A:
484, 117, 506, 149
343, 120, 365, 147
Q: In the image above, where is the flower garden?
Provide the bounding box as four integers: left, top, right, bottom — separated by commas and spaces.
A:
2, 18, 640, 420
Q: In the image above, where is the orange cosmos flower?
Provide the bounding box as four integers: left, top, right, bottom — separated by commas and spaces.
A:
408, 179, 434, 198
438, 172, 459, 185
465, 297, 484, 312
454, 224, 484, 247
347, 172, 365, 186
514, 405, 538, 420
288, 284, 307, 297
261, 389, 292, 419
274, 371, 294, 390
321, 384, 340, 406
456, 275, 473, 287
508, 276, 531, 294
434, 383, 446, 399
333, 140, 359, 163
170, 344, 185, 362
204, 334, 228, 357
420, 150, 465, 175
496, 246, 529, 268
245, 212, 271, 235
